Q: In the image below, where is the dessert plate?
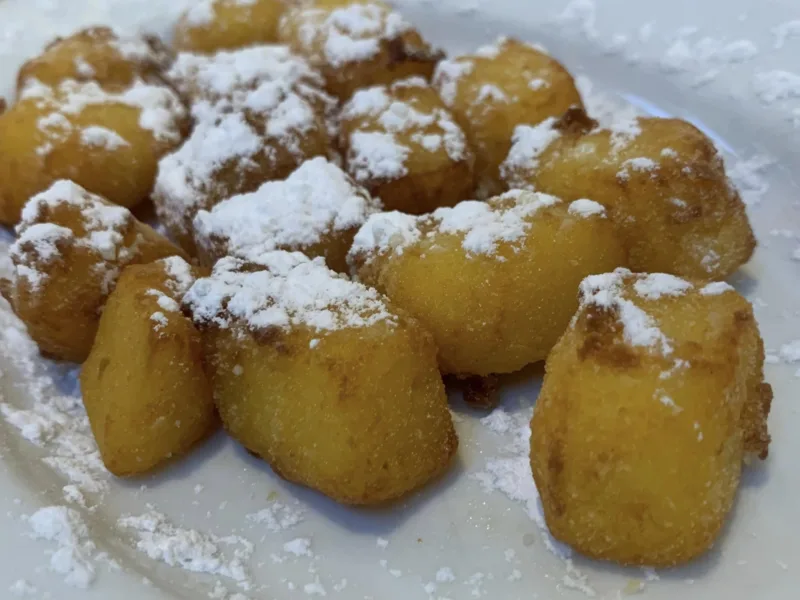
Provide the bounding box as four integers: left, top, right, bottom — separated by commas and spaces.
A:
0, 0, 798, 598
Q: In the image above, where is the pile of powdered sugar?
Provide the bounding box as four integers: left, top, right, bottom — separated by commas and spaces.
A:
285, 2, 413, 68
167, 44, 335, 125
341, 77, 470, 184
12, 180, 140, 295
153, 44, 336, 239
193, 157, 380, 262
184, 251, 395, 334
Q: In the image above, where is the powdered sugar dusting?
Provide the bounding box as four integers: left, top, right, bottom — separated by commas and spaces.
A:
348, 211, 422, 263
80, 126, 130, 150
118, 510, 253, 585
246, 501, 304, 532
500, 118, 560, 188
579, 269, 675, 355
341, 78, 470, 181
21, 78, 186, 148
27, 506, 97, 588
12, 180, 137, 295
168, 45, 333, 124
184, 252, 395, 334
153, 112, 264, 231
193, 157, 379, 261
285, 2, 413, 68
346, 131, 410, 182
568, 199, 606, 217
632, 273, 693, 300
432, 191, 560, 257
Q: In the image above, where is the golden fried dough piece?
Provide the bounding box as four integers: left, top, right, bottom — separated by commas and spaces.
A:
531, 269, 772, 567
174, 0, 286, 54
192, 157, 380, 272
278, 0, 442, 100
349, 190, 626, 376
154, 47, 336, 254
501, 110, 756, 280
339, 77, 474, 214
433, 37, 583, 197
80, 257, 216, 476
1, 181, 187, 362
0, 79, 187, 225
184, 251, 457, 505
16, 27, 172, 93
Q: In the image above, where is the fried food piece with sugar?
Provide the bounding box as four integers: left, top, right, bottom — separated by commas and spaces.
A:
16, 27, 172, 94
193, 157, 381, 272
184, 251, 457, 505
433, 37, 583, 197
349, 190, 626, 377
0, 78, 187, 225
80, 257, 216, 476
174, 0, 287, 54
339, 77, 474, 214
1, 181, 187, 362
531, 269, 772, 567
154, 46, 336, 254
278, 0, 442, 100
501, 110, 755, 280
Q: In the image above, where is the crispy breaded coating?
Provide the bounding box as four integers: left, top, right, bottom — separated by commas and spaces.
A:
339, 77, 474, 214
349, 190, 626, 376
16, 27, 172, 93
80, 257, 216, 476
1, 181, 187, 362
531, 270, 771, 567
433, 37, 583, 197
185, 251, 458, 505
0, 78, 187, 225
278, 0, 442, 100
174, 0, 287, 54
501, 109, 756, 281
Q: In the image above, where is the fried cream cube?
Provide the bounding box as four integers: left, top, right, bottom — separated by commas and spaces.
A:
0, 79, 187, 225
80, 257, 216, 476
339, 77, 474, 214
501, 110, 756, 281
184, 251, 457, 505
154, 47, 337, 254
1, 181, 187, 362
278, 0, 442, 101
16, 27, 172, 94
531, 269, 772, 567
174, 0, 287, 54
192, 157, 381, 272
349, 190, 626, 376
433, 37, 583, 198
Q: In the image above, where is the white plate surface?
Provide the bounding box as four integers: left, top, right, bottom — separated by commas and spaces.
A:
0, 0, 799, 599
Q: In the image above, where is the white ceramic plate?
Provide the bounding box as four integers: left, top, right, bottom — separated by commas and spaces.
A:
0, 0, 798, 598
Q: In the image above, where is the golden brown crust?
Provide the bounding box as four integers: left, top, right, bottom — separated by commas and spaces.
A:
6, 185, 186, 362
81, 259, 216, 476
16, 27, 172, 93
173, 0, 286, 54
205, 317, 458, 505
504, 117, 756, 281
278, 0, 441, 101
433, 38, 584, 198
531, 271, 771, 567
